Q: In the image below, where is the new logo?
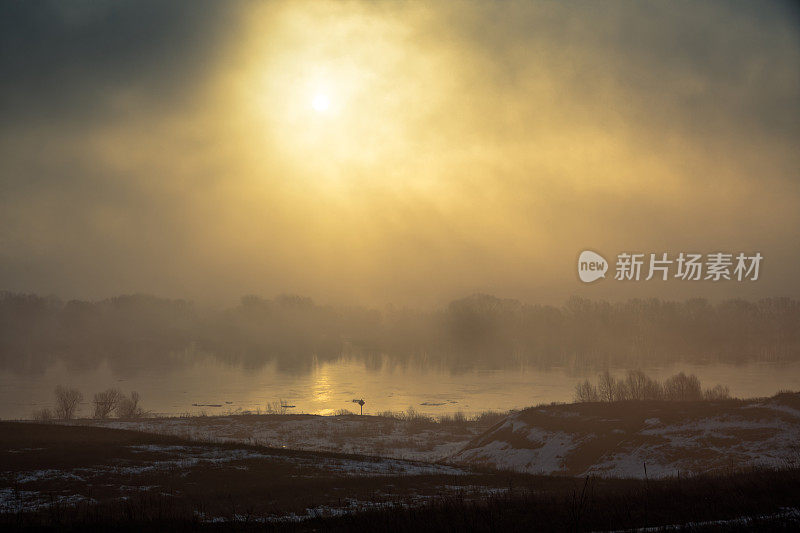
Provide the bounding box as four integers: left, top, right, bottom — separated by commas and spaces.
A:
578, 250, 608, 283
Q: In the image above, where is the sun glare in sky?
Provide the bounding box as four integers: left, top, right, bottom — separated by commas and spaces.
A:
27, 0, 791, 305
311, 92, 330, 112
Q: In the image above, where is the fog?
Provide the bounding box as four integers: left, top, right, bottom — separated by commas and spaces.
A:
1, 0, 799, 417
2, 292, 798, 376
1, 1, 798, 307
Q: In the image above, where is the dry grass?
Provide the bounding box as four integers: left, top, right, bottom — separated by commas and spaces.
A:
1, 423, 799, 531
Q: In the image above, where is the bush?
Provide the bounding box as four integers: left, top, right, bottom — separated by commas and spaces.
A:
472, 410, 506, 427
32, 408, 53, 422
438, 411, 468, 425
265, 399, 291, 415
54, 386, 83, 419
403, 406, 434, 423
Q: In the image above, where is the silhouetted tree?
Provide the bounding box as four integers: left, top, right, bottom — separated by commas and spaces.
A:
622, 370, 663, 400
93, 388, 122, 419
664, 372, 702, 401
115, 391, 144, 418
54, 385, 83, 419
598, 370, 617, 402
575, 380, 599, 402
703, 384, 731, 400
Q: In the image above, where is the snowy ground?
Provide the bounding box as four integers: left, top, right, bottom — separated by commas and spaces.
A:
48, 393, 800, 480
60, 414, 482, 461
449, 393, 800, 478
1, 443, 467, 514
0, 422, 484, 520
3, 414, 799, 528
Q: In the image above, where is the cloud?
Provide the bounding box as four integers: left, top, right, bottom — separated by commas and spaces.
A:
0, 0, 233, 125
0, 0, 798, 306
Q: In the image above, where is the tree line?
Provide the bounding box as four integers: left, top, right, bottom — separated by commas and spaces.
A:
2, 292, 798, 375
574, 370, 730, 402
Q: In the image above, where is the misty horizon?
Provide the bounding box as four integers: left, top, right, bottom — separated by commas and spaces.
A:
1, 1, 798, 307
3, 290, 798, 375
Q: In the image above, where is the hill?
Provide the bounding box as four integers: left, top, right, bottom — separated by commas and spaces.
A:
449, 392, 800, 478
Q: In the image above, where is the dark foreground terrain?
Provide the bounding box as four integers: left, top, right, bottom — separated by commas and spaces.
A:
1, 423, 799, 531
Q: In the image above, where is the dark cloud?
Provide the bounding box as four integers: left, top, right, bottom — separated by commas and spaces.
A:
437, 0, 800, 145
0, 0, 234, 125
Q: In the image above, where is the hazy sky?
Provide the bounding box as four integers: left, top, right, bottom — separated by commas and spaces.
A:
1, 0, 798, 307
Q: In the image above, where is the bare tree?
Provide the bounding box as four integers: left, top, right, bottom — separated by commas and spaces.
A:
579, 370, 727, 404
54, 386, 83, 420
115, 391, 145, 419
623, 370, 663, 400
93, 388, 122, 419
664, 372, 702, 401
703, 384, 731, 401
623, 370, 647, 400
614, 379, 630, 401
574, 380, 599, 402
598, 370, 617, 402
643, 375, 664, 400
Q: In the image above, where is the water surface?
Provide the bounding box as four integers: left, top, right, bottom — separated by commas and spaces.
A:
2, 355, 798, 420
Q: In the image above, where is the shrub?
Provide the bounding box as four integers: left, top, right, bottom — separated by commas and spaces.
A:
472, 410, 506, 427
32, 408, 53, 422
401, 406, 435, 423
439, 411, 468, 425
265, 399, 290, 415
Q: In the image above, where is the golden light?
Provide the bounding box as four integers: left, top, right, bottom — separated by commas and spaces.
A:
232, 1, 447, 185
311, 93, 330, 113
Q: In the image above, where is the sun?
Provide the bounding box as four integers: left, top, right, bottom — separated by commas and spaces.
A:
311, 93, 330, 112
